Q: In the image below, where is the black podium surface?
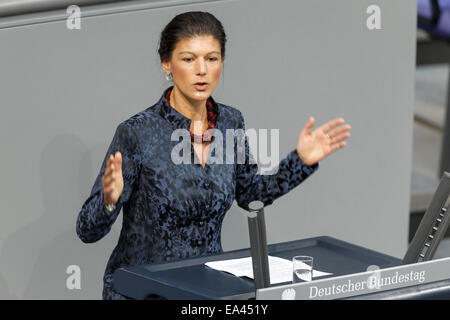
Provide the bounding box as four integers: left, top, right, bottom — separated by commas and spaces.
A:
113, 236, 404, 300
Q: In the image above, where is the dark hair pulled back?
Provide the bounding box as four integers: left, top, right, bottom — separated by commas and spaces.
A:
158, 11, 227, 63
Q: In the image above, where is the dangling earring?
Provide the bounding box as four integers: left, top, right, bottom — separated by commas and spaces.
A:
166, 73, 173, 82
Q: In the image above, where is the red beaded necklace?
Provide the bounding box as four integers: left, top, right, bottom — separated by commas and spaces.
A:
165, 88, 216, 144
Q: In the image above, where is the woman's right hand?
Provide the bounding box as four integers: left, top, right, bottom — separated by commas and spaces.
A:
102, 151, 124, 206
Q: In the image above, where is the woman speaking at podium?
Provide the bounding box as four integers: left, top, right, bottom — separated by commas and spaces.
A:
76, 11, 351, 299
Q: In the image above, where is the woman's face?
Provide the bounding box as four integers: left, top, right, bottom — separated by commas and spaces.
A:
162, 34, 223, 102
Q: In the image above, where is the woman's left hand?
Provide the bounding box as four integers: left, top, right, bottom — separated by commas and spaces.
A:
297, 117, 351, 166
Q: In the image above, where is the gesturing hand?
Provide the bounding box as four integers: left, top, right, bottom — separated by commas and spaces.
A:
297, 117, 351, 166
102, 151, 124, 206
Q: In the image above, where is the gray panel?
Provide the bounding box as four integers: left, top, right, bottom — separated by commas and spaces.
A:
0, 0, 416, 299
0, 0, 223, 29
0, 0, 117, 17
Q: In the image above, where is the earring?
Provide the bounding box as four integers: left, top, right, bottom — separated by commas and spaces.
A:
166, 73, 173, 81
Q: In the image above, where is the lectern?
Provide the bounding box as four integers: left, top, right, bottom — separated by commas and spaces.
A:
113, 236, 403, 299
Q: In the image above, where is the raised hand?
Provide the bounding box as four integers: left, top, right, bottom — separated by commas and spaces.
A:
297, 117, 351, 166
102, 151, 124, 206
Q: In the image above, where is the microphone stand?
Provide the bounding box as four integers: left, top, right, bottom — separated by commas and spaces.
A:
247, 200, 271, 290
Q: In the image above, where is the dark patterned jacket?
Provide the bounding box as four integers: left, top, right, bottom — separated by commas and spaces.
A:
76, 86, 318, 299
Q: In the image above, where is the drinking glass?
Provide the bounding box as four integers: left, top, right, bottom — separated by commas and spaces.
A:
292, 256, 313, 283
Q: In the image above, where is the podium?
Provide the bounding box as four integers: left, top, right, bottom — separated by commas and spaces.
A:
113, 236, 404, 300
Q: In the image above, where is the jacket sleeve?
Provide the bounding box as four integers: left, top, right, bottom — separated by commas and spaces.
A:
76, 122, 142, 243
235, 111, 319, 211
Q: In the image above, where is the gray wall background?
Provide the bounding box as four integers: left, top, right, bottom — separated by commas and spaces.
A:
0, 0, 416, 299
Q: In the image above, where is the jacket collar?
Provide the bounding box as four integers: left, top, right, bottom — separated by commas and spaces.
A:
156, 86, 220, 131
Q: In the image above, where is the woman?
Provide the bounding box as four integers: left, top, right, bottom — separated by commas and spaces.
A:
76, 11, 350, 300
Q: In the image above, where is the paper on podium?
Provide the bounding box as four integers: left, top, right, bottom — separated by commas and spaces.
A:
205, 256, 332, 284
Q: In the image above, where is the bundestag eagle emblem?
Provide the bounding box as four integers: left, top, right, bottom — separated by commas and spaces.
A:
281, 288, 296, 300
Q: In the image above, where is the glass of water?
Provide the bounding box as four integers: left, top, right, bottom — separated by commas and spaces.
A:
292, 256, 313, 283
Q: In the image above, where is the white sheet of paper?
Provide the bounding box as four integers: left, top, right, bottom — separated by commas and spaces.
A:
205, 256, 332, 284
